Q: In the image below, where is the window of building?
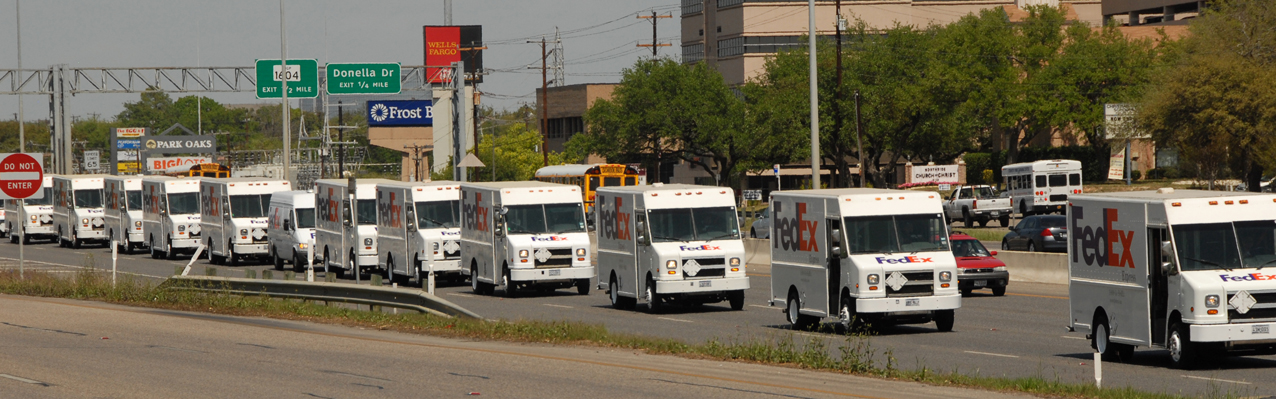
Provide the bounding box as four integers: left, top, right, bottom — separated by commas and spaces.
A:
681, 0, 703, 15
683, 43, 705, 64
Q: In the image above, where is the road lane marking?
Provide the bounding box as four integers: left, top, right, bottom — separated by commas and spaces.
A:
544, 304, 573, 309
1181, 375, 1251, 385
657, 317, 694, 323
748, 305, 774, 310
0, 373, 49, 386
963, 351, 1018, 358
1060, 336, 1086, 340
1005, 292, 1067, 300
446, 293, 478, 298
0, 256, 166, 279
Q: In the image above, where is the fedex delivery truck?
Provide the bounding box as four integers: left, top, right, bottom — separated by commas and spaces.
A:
104, 176, 145, 253
769, 189, 960, 332
376, 180, 463, 285
314, 178, 398, 278
4, 175, 54, 244
267, 190, 317, 272
595, 184, 748, 312
460, 181, 593, 296
200, 178, 291, 265
1069, 189, 1276, 368
142, 176, 203, 259
52, 175, 109, 248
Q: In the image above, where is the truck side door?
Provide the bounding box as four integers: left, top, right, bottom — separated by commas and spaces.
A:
634, 213, 652, 296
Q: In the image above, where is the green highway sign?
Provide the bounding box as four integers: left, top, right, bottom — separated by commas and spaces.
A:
327, 63, 402, 95
255, 59, 319, 99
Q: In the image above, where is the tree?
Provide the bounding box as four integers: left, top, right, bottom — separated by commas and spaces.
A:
115, 89, 175, 129
1138, 0, 1276, 191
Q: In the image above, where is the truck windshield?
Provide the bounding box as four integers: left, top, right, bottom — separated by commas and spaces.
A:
126, 191, 142, 211
415, 200, 460, 229
294, 208, 315, 229
74, 189, 102, 208
25, 188, 53, 206
505, 203, 586, 234
357, 199, 377, 225
1175, 220, 1276, 271
168, 193, 199, 215
648, 206, 740, 242
845, 214, 948, 254
229, 194, 271, 218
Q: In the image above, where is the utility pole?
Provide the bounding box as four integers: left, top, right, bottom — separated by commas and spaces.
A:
834, 0, 844, 188
404, 143, 431, 182
16, 0, 23, 153
637, 11, 672, 56
279, 0, 291, 182
807, 0, 820, 188
338, 101, 345, 177
528, 36, 559, 167
855, 90, 865, 187
444, 0, 452, 25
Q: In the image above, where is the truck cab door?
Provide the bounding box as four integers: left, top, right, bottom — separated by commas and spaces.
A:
1148, 228, 1170, 345
827, 219, 845, 312
633, 214, 651, 296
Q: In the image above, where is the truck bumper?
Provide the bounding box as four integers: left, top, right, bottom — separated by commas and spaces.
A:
171, 238, 200, 249
421, 259, 462, 274
128, 232, 145, 244
509, 266, 594, 282
657, 276, 750, 294
957, 271, 1010, 290
233, 243, 269, 255
358, 253, 378, 267
857, 293, 961, 314
77, 229, 108, 240
1191, 322, 1276, 343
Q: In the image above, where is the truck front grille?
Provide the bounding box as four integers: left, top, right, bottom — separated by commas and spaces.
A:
886, 270, 935, 298
682, 258, 726, 279
535, 248, 573, 268
1227, 291, 1276, 322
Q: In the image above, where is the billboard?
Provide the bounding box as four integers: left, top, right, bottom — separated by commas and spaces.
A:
367, 100, 434, 127
115, 127, 147, 138
148, 156, 213, 173
143, 135, 216, 155
423, 25, 483, 84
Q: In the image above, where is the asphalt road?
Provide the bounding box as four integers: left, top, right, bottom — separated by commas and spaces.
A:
2, 236, 1275, 398
0, 294, 1034, 399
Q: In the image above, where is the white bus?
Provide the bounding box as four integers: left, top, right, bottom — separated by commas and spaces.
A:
1001, 160, 1083, 216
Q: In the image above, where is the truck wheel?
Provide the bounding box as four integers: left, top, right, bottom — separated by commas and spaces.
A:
999, 215, 1010, 227
165, 239, 177, 260
272, 248, 285, 271
502, 267, 518, 298
934, 309, 955, 332
1168, 322, 1197, 369
227, 244, 239, 266
962, 209, 973, 228
1092, 316, 1135, 362
728, 290, 745, 311
21, 230, 30, 245
646, 278, 663, 314
150, 240, 160, 259
72, 230, 82, 249
992, 286, 1006, 296
471, 265, 484, 294
786, 291, 817, 331
835, 294, 855, 333
609, 277, 625, 310
575, 279, 590, 295
960, 288, 972, 297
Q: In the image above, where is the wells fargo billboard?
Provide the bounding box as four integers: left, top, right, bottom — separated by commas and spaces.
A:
423, 25, 483, 84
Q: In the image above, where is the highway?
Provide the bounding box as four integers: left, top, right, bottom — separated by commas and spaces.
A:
2, 237, 1275, 398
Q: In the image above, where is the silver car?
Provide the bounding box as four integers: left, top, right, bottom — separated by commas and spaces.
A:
747, 208, 771, 239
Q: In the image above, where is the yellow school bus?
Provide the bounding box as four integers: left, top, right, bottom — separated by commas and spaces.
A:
534, 163, 641, 212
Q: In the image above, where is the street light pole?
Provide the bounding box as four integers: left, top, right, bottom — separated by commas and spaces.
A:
280, 0, 291, 181
16, 0, 24, 153
807, 0, 821, 188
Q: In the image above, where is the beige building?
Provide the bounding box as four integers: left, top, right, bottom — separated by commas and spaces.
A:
535, 83, 617, 155
681, 0, 1101, 85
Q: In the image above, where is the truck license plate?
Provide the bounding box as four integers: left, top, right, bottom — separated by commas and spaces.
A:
548, 269, 561, 276
974, 280, 986, 287
906, 299, 920, 306
1254, 325, 1270, 334
699, 280, 711, 288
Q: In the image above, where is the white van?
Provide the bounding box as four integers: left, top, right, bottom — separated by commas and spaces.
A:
104, 176, 145, 253
142, 176, 203, 259
460, 181, 593, 296
595, 184, 749, 312
200, 178, 291, 265
1002, 159, 1083, 216
1069, 189, 1276, 368
52, 175, 109, 248
769, 189, 960, 332
267, 190, 317, 272
4, 176, 55, 244
314, 178, 398, 278
376, 180, 462, 285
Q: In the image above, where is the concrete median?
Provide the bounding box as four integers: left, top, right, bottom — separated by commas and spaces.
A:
992, 250, 1068, 285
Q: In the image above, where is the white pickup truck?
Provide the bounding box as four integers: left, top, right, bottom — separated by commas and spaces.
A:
943, 185, 1012, 228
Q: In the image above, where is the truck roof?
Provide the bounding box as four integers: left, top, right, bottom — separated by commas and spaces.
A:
598, 183, 722, 193
771, 188, 923, 198
312, 178, 401, 188
202, 177, 289, 184
462, 181, 568, 190
1075, 189, 1264, 201
376, 180, 459, 189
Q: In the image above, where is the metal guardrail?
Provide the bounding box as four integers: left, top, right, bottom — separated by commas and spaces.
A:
158, 276, 480, 319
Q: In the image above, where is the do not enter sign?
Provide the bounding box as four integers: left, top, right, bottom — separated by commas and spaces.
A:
0, 153, 45, 200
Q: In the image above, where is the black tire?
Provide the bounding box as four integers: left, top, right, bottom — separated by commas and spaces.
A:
227, 243, 239, 266
999, 215, 1010, 227
646, 278, 663, 314
1027, 241, 1036, 252
503, 269, 517, 298
165, 239, 177, 260
992, 286, 1006, 296
347, 255, 358, 280
576, 278, 590, 295
786, 291, 817, 331
471, 264, 484, 295
609, 277, 625, 309
835, 294, 855, 333
292, 252, 306, 273
150, 240, 161, 259
934, 309, 955, 332
728, 290, 745, 311
1168, 322, 1196, 369
1094, 315, 1136, 362
21, 231, 30, 245
1001, 240, 1009, 251
272, 248, 285, 271
960, 288, 972, 297
750, 228, 756, 238
962, 209, 973, 228
71, 230, 81, 249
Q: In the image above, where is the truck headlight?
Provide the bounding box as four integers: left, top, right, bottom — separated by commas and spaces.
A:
30, 215, 37, 221
729, 257, 741, 266
134, 221, 142, 227
82, 218, 89, 224
298, 243, 307, 249
665, 260, 678, 269
178, 225, 185, 232
576, 248, 586, 257
240, 229, 248, 235
519, 249, 529, 258
867, 274, 880, 284
1205, 295, 1220, 308
363, 238, 373, 246
939, 271, 952, 282
433, 242, 440, 250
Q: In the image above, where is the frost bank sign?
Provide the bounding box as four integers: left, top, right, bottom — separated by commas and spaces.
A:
910, 164, 959, 184
367, 100, 433, 127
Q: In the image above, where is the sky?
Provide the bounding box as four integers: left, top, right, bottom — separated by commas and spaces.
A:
0, 0, 679, 121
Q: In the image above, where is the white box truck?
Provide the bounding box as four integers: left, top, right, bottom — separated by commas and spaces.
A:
769, 189, 960, 332
267, 190, 317, 272
376, 180, 463, 285
4, 175, 55, 244
104, 176, 145, 253
52, 174, 109, 248
314, 178, 398, 278
200, 178, 291, 265
1068, 189, 1276, 368
461, 181, 593, 296
595, 184, 749, 312
142, 176, 203, 259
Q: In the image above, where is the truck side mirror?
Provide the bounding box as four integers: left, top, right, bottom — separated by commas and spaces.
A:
637, 235, 648, 245
283, 219, 292, 231
1160, 240, 1174, 260
494, 215, 505, 236
636, 221, 646, 234
831, 247, 844, 257
341, 200, 352, 226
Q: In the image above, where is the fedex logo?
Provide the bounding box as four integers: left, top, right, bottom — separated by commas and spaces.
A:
773, 201, 819, 252
680, 245, 721, 251
598, 195, 631, 241
462, 191, 489, 232
1070, 206, 1135, 268
1219, 273, 1276, 282
530, 236, 569, 242
876, 256, 933, 264
378, 191, 403, 229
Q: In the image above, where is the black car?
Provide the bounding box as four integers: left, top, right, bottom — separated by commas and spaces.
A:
1001, 215, 1067, 252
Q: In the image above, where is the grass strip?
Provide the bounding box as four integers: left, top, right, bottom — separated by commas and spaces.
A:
0, 267, 1242, 399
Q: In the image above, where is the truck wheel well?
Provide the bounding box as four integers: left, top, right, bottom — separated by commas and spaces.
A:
841, 286, 852, 301
1168, 310, 1183, 326
1092, 307, 1108, 329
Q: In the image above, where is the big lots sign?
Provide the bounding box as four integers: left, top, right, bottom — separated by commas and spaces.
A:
148, 157, 212, 172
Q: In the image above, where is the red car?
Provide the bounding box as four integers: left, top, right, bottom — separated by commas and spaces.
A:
950, 233, 1009, 296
